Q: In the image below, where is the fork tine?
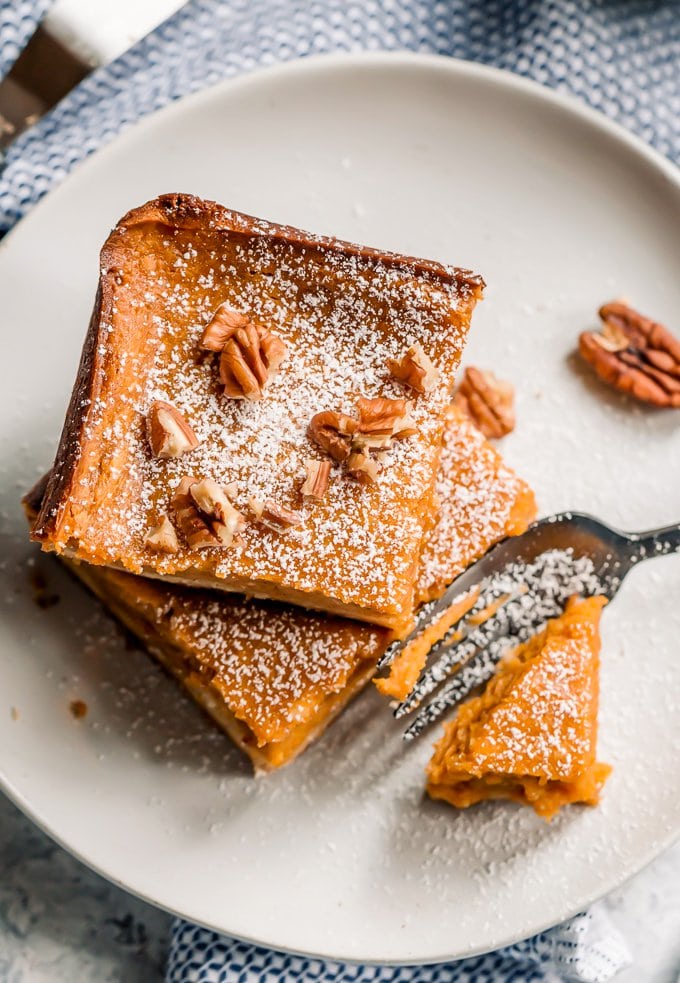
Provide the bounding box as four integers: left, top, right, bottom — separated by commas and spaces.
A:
394, 615, 516, 719
379, 581, 512, 679
376, 589, 476, 672
377, 571, 525, 674
402, 639, 514, 741
402, 611, 550, 741
384, 532, 611, 741
394, 635, 479, 718
393, 591, 528, 718
375, 537, 533, 673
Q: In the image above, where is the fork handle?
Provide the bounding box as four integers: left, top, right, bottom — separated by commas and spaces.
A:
631, 523, 680, 560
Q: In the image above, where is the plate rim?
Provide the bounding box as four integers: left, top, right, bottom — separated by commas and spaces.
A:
2, 49, 680, 965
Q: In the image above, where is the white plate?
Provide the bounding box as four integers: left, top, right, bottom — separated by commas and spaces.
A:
1, 53, 680, 964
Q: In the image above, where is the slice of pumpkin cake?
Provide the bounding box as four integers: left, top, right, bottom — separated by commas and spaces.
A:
426, 595, 611, 821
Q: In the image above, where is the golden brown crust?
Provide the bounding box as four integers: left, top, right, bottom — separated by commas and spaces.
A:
23, 474, 50, 516
33, 194, 485, 545
45, 551, 414, 630
60, 553, 380, 772
116, 193, 485, 287
24, 484, 386, 765
32, 280, 110, 545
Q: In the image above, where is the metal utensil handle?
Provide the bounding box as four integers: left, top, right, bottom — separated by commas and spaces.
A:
630, 523, 680, 560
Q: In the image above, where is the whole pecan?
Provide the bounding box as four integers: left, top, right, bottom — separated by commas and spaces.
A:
219, 322, 287, 400
201, 303, 287, 400
579, 301, 680, 408
452, 367, 515, 439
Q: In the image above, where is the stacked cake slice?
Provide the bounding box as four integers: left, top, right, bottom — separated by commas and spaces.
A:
25, 408, 535, 770
30, 193, 580, 788
31, 194, 485, 634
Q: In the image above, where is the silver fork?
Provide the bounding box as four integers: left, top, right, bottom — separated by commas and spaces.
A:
378, 512, 680, 741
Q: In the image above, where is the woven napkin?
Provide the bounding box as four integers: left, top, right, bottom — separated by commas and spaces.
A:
3, 0, 678, 979
166, 905, 632, 981
0, 0, 678, 233
0, 0, 50, 79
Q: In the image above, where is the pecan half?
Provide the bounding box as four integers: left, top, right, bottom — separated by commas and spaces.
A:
219, 321, 287, 400
146, 401, 199, 459
452, 367, 515, 439
300, 458, 331, 500
201, 303, 287, 400
387, 343, 440, 394
308, 411, 358, 462
144, 513, 179, 553
579, 301, 680, 408
250, 498, 303, 532
200, 303, 249, 351
347, 450, 379, 485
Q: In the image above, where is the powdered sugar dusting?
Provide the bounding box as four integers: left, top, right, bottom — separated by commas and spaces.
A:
165, 588, 386, 744
478, 633, 597, 779
116, 411, 532, 744
417, 411, 534, 603
433, 596, 605, 781
60, 216, 480, 622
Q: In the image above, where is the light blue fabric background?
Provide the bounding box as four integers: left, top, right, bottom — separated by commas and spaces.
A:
1, 0, 679, 235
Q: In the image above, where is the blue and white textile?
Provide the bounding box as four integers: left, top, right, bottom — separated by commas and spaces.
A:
0, 0, 50, 79
2, 0, 676, 978
167, 904, 631, 982
0, 0, 679, 235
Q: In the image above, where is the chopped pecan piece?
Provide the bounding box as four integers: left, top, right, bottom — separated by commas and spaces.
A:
387, 343, 440, 394
172, 477, 217, 549
146, 401, 199, 459
189, 478, 244, 545
308, 396, 416, 488
250, 498, 303, 531
144, 513, 179, 553
172, 477, 243, 549
200, 303, 249, 351
308, 393, 418, 495
356, 396, 416, 440
347, 450, 379, 485
223, 480, 240, 500
308, 411, 358, 462
579, 301, 680, 408
301, 458, 331, 500
453, 367, 515, 439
